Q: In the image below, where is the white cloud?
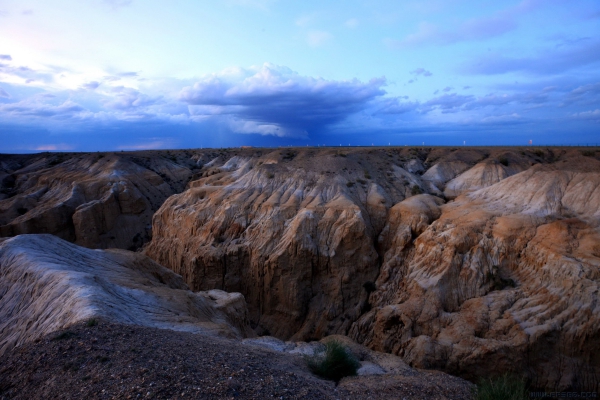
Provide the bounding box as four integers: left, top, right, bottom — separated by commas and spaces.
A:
573, 109, 600, 120
307, 30, 332, 47
223, 0, 276, 10
345, 18, 359, 29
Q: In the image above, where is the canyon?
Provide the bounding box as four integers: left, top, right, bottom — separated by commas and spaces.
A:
1, 146, 599, 392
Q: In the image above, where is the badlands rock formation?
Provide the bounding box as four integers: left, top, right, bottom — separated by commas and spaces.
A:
0, 151, 198, 250
0, 234, 254, 357
351, 157, 600, 389
145, 146, 600, 389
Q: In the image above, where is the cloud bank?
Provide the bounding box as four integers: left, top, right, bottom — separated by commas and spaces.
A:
180, 63, 386, 137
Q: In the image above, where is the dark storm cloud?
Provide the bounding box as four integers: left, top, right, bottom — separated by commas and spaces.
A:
0, 100, 85, 118
179, 64, 387, 137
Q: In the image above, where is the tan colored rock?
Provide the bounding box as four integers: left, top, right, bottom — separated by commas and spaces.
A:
443, 160, 526, 199
145, 148, 421, 340
0, 234, 254, 357
350, 157, 600, 390
145, 147, 600, 389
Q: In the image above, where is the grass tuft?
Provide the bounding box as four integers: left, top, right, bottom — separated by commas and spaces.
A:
473, 374, 528, 400
306, 340, 360, 383
52, 331, 76, 341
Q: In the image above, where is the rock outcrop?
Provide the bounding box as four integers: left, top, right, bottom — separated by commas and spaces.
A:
144, 146, 600, 389
145, 148, 417, 339
0, 234, 254, 356
351, 157, 600, 390
4, 146, 598, 389
0, 151, 197, 249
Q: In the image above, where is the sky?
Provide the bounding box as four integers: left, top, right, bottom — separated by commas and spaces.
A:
0, 0, 599, 152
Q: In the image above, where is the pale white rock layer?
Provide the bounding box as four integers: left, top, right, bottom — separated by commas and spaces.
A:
0, 234, 254, 356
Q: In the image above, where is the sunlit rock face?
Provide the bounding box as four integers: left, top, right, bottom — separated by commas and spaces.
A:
0, 151, 196, 250
350, 156, 600, 390
0, 234, 255, 357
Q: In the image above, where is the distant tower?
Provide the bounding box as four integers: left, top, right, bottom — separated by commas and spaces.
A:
529, 140, 533, 145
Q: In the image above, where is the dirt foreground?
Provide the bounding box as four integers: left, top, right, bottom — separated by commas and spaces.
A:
0, 320, 474, 400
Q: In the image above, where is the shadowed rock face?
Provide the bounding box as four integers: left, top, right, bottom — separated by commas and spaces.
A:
0, 151, 198, 250
0, 234, 255, 357
144, 146, 600, 389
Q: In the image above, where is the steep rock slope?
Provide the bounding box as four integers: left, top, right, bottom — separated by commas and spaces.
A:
145, 148, 535, 337
0, 234, 254, 357
145, 146, 600, 388
146, 148, 438, 339
350, 157, 600, 389
0, 151, 196, 249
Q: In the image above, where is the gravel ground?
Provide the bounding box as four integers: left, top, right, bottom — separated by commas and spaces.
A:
0, 320, 474, 399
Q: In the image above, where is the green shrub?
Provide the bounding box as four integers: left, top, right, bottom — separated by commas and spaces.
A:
52, 331, 76, 341
306, 340, 360, 383
473, 374, 527, 400
411, 185, 422, 195
86, 318, 98, 327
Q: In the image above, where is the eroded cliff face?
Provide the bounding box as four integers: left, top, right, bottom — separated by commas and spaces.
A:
352, 157, 600, 390
145, 146, 600, 389
0, 151, 197, 250
145, 148, 417, 339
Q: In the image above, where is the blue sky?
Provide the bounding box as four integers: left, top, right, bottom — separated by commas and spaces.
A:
0, 0, 599, 152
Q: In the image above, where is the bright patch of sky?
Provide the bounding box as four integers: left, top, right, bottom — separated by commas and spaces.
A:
0, 0, 599, 151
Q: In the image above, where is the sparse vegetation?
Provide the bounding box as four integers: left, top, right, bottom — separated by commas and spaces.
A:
52, 331, 76, 341
411, 185, 422, 195
473, 374, 528, 400
346, 181, 355, 187
306, 340, 360, 383
86, 318, 98, 327
498, 156, 509, 166
267, 172, 275, 179
581, 150, 596, 157
357, 179, 366, 185
363, 170, 371, 179
533, 149, 544, 158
